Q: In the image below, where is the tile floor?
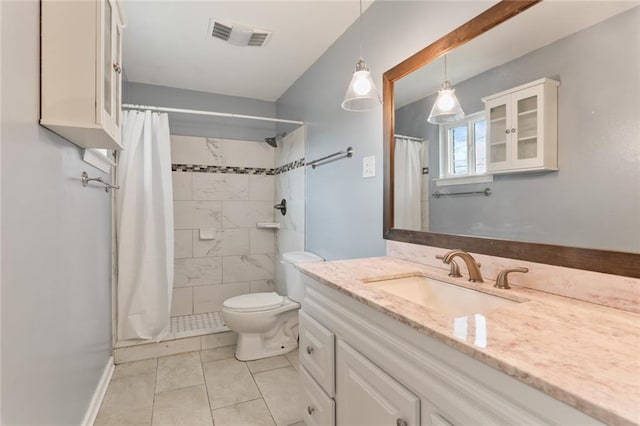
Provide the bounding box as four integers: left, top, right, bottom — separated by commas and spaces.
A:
95, 346, 305, 426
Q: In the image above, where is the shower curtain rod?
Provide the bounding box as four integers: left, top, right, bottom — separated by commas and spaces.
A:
122, 104, 304, 126
394, 134, 424, 142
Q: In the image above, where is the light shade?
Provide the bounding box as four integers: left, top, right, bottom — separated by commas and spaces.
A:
427, 80, 465, 124
341, 59, 381, 111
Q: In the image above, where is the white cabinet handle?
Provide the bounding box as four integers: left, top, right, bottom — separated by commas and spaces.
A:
307, 406, 315, 415
396, 418, 408, 426
306, 346, 314, 355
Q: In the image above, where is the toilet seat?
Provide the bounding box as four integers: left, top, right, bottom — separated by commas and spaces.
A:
223, 292, 285, 313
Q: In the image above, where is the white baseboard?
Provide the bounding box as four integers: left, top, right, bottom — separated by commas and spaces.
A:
82, 355, 114, 426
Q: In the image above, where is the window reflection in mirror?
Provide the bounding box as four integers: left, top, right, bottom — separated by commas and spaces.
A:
441, 112, 486, 178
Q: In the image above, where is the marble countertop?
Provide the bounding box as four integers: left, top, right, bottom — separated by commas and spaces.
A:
296, 256, 640, 426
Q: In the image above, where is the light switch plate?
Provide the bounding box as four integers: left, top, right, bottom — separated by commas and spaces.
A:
363, 155, 375, 178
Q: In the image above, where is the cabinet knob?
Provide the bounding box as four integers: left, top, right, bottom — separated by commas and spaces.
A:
113, 63, 122, 74
396, 418, 408, 426
505, 129, 510, 134
511, 128, 516, 133
307, 406, 315, 415
306, 346, 314, 355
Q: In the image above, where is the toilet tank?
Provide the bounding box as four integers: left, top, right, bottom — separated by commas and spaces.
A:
281, 251, 324, 302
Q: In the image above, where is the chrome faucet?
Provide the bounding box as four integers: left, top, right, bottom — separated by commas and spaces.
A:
440, 249, 484, 282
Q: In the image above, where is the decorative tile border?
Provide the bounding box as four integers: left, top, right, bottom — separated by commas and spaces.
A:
274, 158, 306, 174
171, 164, 275, 175
172, 157, 305, 176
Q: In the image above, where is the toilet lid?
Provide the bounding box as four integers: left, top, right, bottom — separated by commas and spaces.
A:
223, 292, 285, 312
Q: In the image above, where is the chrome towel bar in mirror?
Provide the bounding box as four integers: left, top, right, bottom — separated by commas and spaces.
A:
432, 188, 491, 198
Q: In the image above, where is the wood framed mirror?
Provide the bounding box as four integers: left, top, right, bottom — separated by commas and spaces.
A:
382, 0, 640, 278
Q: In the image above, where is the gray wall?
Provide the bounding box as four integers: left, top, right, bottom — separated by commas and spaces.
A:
396, 7, 640, 252
126, 82, 280, 142
276, 1, 491, 260
1, 2, 112, 424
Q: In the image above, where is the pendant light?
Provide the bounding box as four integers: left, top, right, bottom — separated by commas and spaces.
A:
341, 0, 381, 111
427, 55, 465, 124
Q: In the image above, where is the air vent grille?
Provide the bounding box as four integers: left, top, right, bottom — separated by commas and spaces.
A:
211, 21, 232, 41
208, 19, 271, 47
248, 32, 270, 47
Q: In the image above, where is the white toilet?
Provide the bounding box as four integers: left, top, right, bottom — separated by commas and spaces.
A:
222, 251, 324, 361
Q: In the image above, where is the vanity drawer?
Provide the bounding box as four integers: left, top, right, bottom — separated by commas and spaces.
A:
299, 310, 335, 396
301, 366, 335, 426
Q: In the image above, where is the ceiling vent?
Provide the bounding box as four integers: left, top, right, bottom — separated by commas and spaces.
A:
208, 19, 272, 47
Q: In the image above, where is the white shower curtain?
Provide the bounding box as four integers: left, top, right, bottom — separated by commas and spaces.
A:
117, 110, 174, 341
394, 137, 423, 231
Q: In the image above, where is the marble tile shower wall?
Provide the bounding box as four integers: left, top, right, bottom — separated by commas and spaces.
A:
274, 127, 306, 295
170, 135, 277, 317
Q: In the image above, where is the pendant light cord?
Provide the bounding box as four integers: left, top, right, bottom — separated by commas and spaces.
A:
444, 55, 448, 81
359, 0, 364, 59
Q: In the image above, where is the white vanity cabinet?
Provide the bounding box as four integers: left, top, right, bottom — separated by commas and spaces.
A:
41, 0, 126, 150
299, 275, 603, 426
483, 78, 559, 173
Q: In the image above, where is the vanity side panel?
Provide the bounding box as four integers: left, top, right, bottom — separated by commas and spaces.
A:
41, 0, 97, 125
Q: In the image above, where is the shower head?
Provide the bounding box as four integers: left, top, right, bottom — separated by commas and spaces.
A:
264, 132, 286, 148
265, 137, 278, 148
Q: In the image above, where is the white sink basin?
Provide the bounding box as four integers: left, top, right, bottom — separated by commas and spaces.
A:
365, 275, 518, 317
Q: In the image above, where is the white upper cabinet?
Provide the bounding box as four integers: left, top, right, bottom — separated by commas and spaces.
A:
41, 0, 126, 150
483, 78, 559, 173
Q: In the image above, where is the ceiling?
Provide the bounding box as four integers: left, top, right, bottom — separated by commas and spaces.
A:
395, 1, 639, 108
122, 0, 373, 102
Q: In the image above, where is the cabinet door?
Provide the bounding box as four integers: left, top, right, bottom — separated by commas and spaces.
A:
428, 413, 454, 426
336, 340, 420, 426
112, 11, 123, 145
485, 95, 510, 172
97, 0, 117, 139
510, 85, 543, 169
301, 366, 335, 426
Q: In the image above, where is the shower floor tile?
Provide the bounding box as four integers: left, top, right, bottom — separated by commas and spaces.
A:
169, 311, 229, 339
114, 312, 231, 361
95, 347, 305, 426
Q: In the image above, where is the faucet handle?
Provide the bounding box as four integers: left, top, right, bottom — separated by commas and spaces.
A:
436, 255, 462, 278
494, 267, 529, 289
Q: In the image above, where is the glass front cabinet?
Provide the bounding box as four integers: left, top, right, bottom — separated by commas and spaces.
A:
483, 78, 559, 174
41, 0, 126, 150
